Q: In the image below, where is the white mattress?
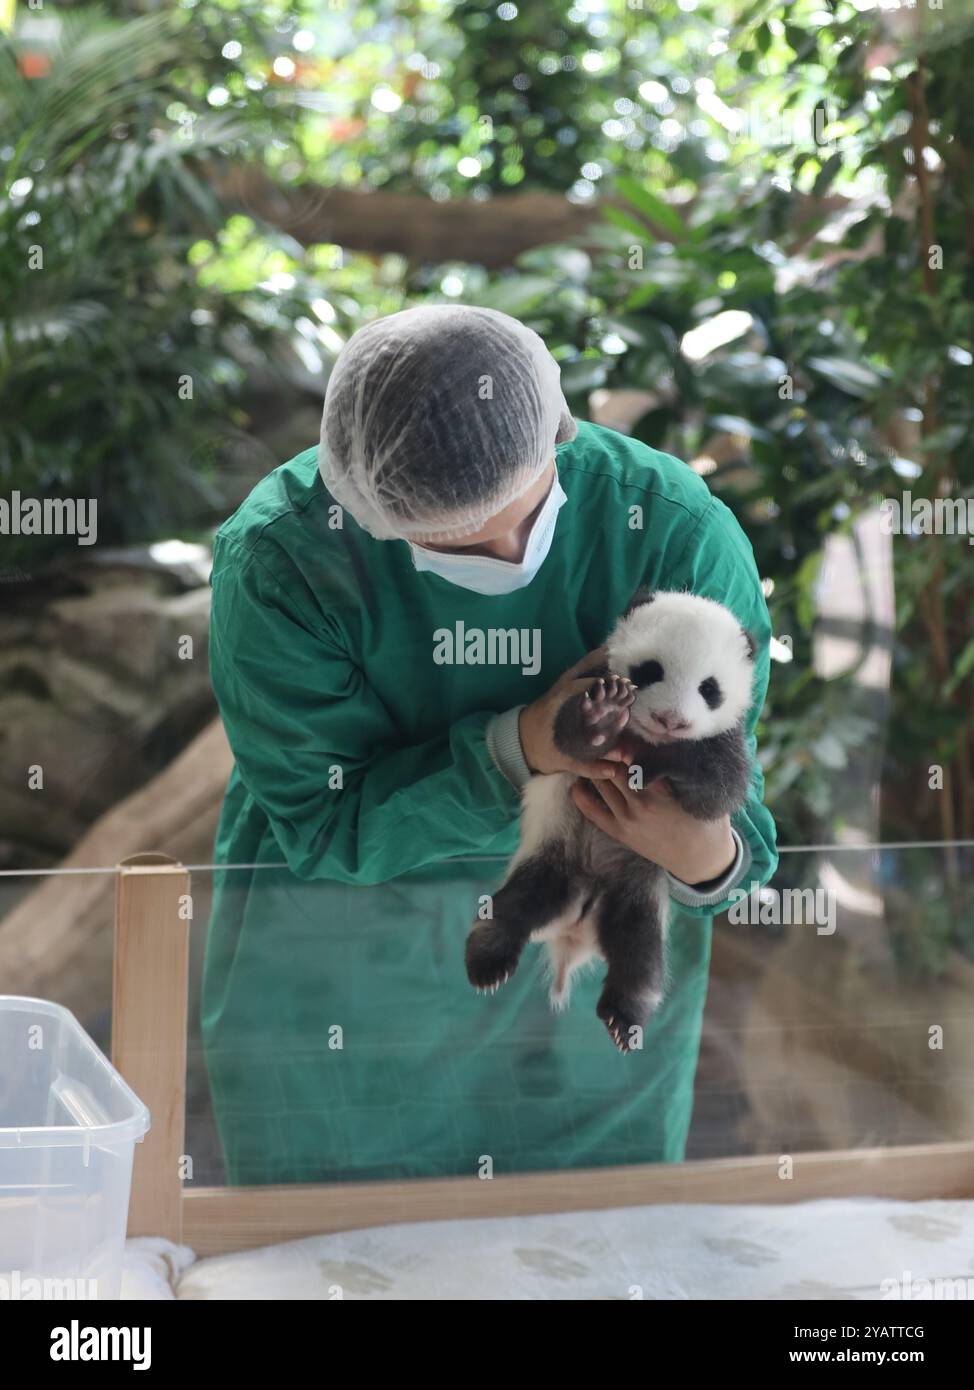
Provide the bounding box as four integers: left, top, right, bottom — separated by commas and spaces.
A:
121, 1198, 974, 1300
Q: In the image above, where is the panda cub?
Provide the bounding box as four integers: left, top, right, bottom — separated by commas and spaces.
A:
465, 589, 756, 1052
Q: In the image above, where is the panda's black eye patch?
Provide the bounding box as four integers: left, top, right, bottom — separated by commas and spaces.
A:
630, 659, 664, 687
699, 677, 723, 709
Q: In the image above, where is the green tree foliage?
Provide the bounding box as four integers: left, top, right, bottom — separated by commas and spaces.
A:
0, 2, 293, 558
461, 1, 974, 874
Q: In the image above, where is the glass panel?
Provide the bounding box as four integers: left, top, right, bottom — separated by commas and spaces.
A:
181, 846, 973, 1186
1, 843, 970, 1191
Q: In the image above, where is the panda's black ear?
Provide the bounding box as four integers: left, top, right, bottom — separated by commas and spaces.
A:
741, 627, 756, 660
624, 586, 655, 618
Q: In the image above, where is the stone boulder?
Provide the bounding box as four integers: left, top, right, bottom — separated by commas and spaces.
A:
0, 544, 215, 869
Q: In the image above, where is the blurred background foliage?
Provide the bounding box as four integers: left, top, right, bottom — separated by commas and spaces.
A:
1, 0, 973, 933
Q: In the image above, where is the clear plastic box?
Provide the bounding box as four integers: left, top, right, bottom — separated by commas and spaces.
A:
0, 996, 150, 1301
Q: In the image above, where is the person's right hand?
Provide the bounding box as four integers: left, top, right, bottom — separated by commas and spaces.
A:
518, 646, 631, 780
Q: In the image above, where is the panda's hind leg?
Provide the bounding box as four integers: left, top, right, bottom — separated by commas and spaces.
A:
593, 868, 669, 1053
465, 848, 583, 994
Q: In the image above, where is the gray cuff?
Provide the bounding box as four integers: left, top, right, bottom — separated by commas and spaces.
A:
486, 706, 534, 791
666, 827, 751, 909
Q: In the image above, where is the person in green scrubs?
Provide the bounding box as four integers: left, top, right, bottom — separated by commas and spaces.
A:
201, 305, 777, 1185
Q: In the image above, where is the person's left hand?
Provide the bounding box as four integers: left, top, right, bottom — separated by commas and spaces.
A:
571, 769, 737, 885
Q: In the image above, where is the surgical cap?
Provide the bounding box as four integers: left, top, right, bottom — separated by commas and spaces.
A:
318, 304, 578, 541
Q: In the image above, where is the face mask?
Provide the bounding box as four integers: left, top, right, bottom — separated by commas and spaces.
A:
409, 475, 567, 595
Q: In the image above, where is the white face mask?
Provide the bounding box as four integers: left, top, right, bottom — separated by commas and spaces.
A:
409, 475, 567, 595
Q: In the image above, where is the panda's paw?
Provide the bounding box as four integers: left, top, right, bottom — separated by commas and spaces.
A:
597, 989, 649, 1054
579, 673, 636, 749
465, 923, 522, 994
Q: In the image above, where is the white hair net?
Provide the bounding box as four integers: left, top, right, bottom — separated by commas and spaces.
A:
318, 304, 577, 541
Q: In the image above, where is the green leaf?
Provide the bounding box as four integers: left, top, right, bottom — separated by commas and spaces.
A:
707, 414, 774, 443
475, 276, 561, 315
613, 175, 686, 241
623, 282, 660, 311
738, 0, 777, 25
915, 423, 966, 453
807, 356, 883, 397
811, 733, 848, 770
515, 247, 591, 282
559, 357, 609, 394
944, 638, 974, 696
785, 24, 815, 57
812, 152, 843, 197
630, 406, 675, 450
795, 550, 824, 629
768, 757, 804, 794
602, 205, 653, 239
605, 316, 649, 347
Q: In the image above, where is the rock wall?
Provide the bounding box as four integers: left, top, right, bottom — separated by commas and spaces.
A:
0, 546, 215, 869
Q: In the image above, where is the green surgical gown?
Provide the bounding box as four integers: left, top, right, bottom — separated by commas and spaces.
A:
201, 419, 778, 1185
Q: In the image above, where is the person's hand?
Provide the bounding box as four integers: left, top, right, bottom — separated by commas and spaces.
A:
519, 646, 632, 780
571, 774, 737, 883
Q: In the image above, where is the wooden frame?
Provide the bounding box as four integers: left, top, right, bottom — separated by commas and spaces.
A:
112, 855, 190, 1242
111, 858, 974, 1259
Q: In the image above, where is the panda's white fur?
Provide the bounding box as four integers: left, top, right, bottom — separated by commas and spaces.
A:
610, 591, 754, 744
518, 591, 754, 1009
511, 771, 595, 1005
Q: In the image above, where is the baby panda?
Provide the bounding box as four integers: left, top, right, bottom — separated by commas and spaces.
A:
465, 589, 756, 1052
